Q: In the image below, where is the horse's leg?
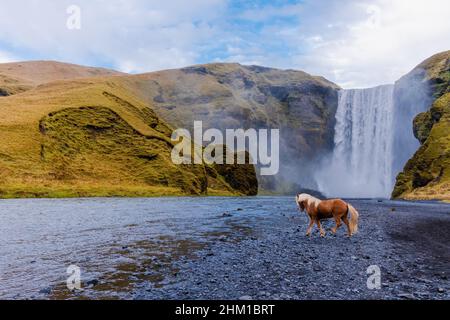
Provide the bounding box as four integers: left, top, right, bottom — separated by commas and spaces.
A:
306, 218, 314, 237
316, 219, 326, 237
331, 216, 342, 234
342, 216, 352, 237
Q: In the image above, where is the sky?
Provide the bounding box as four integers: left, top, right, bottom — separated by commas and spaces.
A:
0, 0, 449, 88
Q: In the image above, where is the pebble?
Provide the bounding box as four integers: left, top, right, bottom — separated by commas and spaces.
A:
239, 295, 253, 300
86, 279, 99, 287
39, 287, 52, 295
397, 293, 415, 299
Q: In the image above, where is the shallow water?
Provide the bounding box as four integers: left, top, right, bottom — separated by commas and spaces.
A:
0, 197, 448, 300
0, 196, 290, 299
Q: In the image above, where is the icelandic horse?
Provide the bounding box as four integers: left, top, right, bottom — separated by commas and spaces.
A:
296, 193, 359, 237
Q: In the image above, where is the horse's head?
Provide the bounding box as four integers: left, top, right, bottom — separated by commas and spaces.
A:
298, 200, 305, 211
296, 193, 309, 211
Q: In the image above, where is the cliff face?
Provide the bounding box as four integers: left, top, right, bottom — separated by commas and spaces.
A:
122, 63, 340, 192
393, 51, 450, 200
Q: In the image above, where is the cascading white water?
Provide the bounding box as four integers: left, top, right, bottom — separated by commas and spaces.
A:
316, 85, 396, 198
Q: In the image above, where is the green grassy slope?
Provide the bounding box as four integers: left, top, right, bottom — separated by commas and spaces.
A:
0, 65, 255, 198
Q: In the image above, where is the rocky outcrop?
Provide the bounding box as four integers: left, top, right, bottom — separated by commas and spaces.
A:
211, 147, 258, 196
393, 51, 450, 200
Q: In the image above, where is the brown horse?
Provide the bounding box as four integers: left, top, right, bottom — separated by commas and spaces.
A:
296, 193, 359, 237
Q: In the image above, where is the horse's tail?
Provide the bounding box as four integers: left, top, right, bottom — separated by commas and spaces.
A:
347, 204, 359, 235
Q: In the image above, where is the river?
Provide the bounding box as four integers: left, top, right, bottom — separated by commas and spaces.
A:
0, 197, 448, 300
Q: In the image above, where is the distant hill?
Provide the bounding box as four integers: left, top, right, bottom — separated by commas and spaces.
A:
0, 60, 123, 96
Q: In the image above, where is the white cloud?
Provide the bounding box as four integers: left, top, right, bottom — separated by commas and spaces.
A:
0, 0, 226, 72
0, 0, 448, 88
287, 0, 450, 88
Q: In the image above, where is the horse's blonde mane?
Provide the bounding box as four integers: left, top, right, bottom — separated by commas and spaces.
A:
297, 193, 321, 209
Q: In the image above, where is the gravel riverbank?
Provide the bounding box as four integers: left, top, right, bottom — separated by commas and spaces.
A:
136, 198, 450, 300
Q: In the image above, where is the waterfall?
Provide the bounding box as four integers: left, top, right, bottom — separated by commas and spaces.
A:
316, 85, 396, 198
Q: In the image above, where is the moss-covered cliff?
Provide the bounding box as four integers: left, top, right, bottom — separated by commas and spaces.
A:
393, 51, 450, 200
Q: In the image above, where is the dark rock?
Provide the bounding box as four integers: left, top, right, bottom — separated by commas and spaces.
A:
39, 287, 52, 295
86, 279, 99, 287
398, 293, 415, 300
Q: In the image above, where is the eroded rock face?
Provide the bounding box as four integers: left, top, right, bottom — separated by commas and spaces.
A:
393, 51, 450, 200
